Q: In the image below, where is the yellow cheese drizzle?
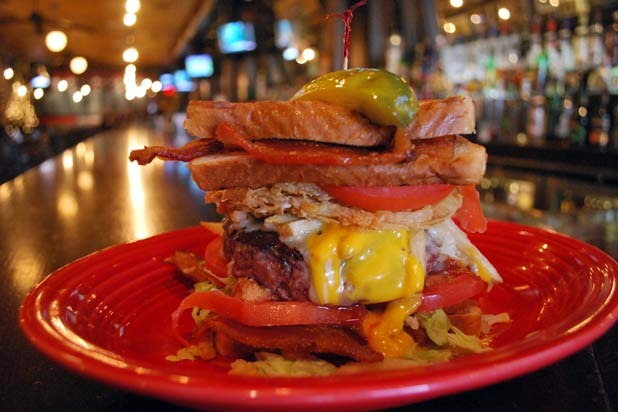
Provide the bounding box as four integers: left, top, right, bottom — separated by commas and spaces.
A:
306, 223, 425, 305
362, 295, 422, 357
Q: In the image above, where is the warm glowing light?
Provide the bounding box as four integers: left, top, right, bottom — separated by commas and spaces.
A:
16, 85, 28, 97
57, 79, 68, 92
33, 88, 44, 100
125, 0, 141, 14
470, 14, 482, 24
450, 0, 463, 8
70, 56, 88, 75
443, 22, 456, 33
72, 91, 83, 103
140, 78, 152, 89
389, 34, 402, 46
3, 67, 14, 80
123, 12, 137, 27
498, 7, 511, 20
80, 84, 91, 96
125, 64, 136, 73
549, 0, 559, 6
296, 55, 307, 64
62, 151, 74, 170
58, 191, 78, 217
135, 86, 146, 98
45, 30, 68, 52
150, 80, 162, 92
301, 48, 316, 61
123, 47, 139, 63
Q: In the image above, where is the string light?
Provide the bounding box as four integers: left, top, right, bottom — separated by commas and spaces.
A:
123, 13, 137, 26
123, 47, 139, 63
45, 31, 68, 52
3, 68, 14, 80
70, 56, 88, 75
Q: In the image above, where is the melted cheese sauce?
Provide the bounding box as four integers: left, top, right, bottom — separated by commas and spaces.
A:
362, 296, 422, 357
306, 223, 425, 305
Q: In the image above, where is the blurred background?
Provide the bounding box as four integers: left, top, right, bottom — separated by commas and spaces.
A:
0, 0, 617, 254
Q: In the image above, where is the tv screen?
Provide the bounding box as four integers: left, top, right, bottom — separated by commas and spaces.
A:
217, 21, 257, 54
185, 54, 214, 78
275, 19, 294, 49
173, 70, 195, 92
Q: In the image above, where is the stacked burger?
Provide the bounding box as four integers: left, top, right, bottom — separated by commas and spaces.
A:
130, 68, 503, 374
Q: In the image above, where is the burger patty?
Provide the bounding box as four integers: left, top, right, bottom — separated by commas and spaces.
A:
223, 229, 310, 301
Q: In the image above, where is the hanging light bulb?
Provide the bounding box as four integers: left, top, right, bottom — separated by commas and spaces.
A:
45, 30, 68, 52
123, 13, 137, 27
3, 67, 14, 80
123, 47, 139, 63
70, 56, 88, 75
125, 0, 141, 14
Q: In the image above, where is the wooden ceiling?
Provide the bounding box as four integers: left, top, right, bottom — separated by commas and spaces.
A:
0, 0, 215, 72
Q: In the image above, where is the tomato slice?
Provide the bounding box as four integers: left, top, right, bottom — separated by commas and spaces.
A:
204, 236, 228, 278
171, 291, 366, 331
322, 184, 455, 212
417, 270, 487, 313
453, 185, 487, 233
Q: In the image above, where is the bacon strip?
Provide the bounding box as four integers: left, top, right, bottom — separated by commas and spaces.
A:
129, 138, 224, 165
215, 123, 412, 166
205, 317, 383, 363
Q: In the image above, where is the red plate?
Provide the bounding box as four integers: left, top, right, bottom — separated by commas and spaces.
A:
19, 221, 618, 411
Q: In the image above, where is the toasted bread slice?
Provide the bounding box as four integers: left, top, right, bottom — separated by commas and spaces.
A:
188, 135, 486, 190
184, 96, 475, 146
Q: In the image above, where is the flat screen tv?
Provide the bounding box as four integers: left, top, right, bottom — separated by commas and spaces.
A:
185, 54, 214, 78
217, 21, 257, 54
173, 70, 195, 92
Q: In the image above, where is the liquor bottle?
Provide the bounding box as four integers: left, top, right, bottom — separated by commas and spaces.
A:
570, 72, 591, 146
554, 84, 575, 142
559, 18, 576, 74
588, 89, 611, 148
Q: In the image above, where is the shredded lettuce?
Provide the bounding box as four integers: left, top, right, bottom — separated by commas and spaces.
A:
481, 312, 512, 334
229, 352, 337, 377
416, 309, 486, 353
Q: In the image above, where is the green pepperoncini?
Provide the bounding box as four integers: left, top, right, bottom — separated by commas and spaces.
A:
291, 68, 418, 128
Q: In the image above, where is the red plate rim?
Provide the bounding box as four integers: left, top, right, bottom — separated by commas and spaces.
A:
18, 220, 618, 411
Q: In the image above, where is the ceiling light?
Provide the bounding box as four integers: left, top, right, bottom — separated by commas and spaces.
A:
498, 7, 511, 20
470, 14, 482, 24
70, 56, 88, 75
72, 91, 83, 103
34, 88, 44, 100
3, 68, 14, 80
450, 0, 463, 8
45, 30, 68, 52
123, 13, 137, 27
57, 79, 68, 92
123, 47, 139, 63
125, 0, 141, 14
389, 34, 402, 46
301, 48, 316, 61
443, 22, 456, 34
80, 84, 91, 96
16, 85, 28, 97
151, 80, 162, 93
